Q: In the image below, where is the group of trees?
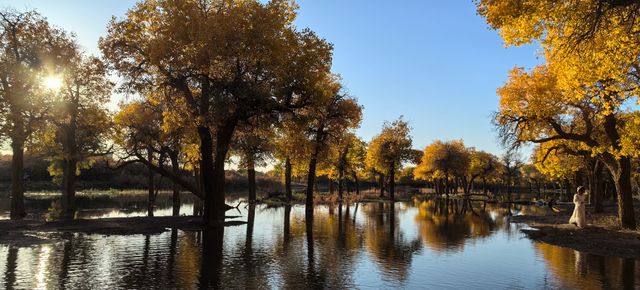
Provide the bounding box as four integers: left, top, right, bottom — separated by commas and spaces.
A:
0, 0, 425, 226
414, 140, 500, 198
477, 0, 640, 228
6, 0, 638, 231
0, 10, 113, 219
0, 1, 369, 227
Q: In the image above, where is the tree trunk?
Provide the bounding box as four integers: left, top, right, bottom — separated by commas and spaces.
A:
60, 158, 77, 219
170, 151, 181, 216
285, 157, 292, 201
379, 173, 385, 198
247, 155, 256, 203
338, 174, 344, 201
207, 122, 236, 228
329, 179, 334, 195
611, 157, 636, 229
305, 156, 318, 215
389, 161, 395, 201
147, 148, 155, 217
9, 138, 25, 220
588, 159, 604, 213
199, 125, 218, 226
353, 171, 360, 195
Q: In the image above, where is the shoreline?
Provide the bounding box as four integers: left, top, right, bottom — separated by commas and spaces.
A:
510, 211, 640, 259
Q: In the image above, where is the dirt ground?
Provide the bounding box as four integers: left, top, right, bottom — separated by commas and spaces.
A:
511, 206, 640, 259
0, 215, 245, 247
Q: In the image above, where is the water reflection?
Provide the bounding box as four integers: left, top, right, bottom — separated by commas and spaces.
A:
0, 199, 638, 289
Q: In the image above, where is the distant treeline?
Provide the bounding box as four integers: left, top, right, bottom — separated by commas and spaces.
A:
0, 155, 282, 194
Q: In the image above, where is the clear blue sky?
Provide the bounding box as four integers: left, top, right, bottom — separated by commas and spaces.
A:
1, 0, 542, 157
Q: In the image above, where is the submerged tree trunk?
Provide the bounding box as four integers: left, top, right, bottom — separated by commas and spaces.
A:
147, 148, 155, 217
208, 122, 236, 228
9, 137, 25, 220
170, 151, 181, 216
60, 158, 77, 219
285, 157, 292, 201
247, 155, 256, 203
389, 161, 395, 201
199, 125, 217, 226
60, 101, 79, 220
306, 155, 318, 215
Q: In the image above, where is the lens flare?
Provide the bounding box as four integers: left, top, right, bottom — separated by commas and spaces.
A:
43, 75, 63, 90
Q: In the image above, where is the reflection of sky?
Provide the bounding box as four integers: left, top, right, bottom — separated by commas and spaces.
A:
0, 201, 637, 289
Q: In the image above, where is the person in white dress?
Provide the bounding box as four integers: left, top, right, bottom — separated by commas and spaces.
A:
569, 186, 588, 228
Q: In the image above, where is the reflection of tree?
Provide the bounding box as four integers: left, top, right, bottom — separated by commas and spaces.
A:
535, 243, 639, 290
4, 247, 17, 289
362, 202, 422, 282
415, 199, 496, 253
273, 204, 363, 288
199, 228, 224, 289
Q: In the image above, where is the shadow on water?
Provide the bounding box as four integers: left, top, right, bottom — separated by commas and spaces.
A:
0, 197, 639, 289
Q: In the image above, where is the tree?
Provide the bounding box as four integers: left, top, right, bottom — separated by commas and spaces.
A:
300, 78, 362, 214
0, 9, 75, 219
114, 100, 196, 216
101, 0, 333, 227
414, 140, 469, 197
365, 118, 413, 201
520, 164, 546, 199
465, 149, 500, 195
477, 0, 640, 229
494, 66, 637, 228
35, 54, 113, 219
232, 117, 275, 203
273, 119, 310, 202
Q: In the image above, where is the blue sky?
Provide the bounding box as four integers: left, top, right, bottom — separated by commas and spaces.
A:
0, 0, 542, 157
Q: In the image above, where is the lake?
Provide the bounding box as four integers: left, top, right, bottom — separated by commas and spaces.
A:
0, 197, 638, 289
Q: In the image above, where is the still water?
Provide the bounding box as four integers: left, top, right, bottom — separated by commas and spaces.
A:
0, 198, 638, 289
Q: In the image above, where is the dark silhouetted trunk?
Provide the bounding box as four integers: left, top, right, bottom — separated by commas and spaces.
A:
306, 154, 319, 215
379, 173, 385, 198
283, 205, 291, 247
207, 121, 236, 228
285, 157, 292, 201
247, 155, 256, 203
193, 169, 203, 216
147, 148, 155, 217
389, 161, 396, 201
198, 125, 217, 226
338, 147, 348, 201
353, 171, 360, 195
9, 136, 25, 220
329, 179, 334, 195
60, 101, 79, 220
60, 158, 77, 219
306, 130, 323, 215
170, 151, 181, 216
199, 227, 224, 289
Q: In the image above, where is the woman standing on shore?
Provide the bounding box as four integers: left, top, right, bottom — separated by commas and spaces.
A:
569, 186, 588, 228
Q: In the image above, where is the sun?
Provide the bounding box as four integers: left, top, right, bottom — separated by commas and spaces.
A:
43, 75, 63, 91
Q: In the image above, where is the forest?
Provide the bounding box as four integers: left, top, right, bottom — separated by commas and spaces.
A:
2, 0, 640, 231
